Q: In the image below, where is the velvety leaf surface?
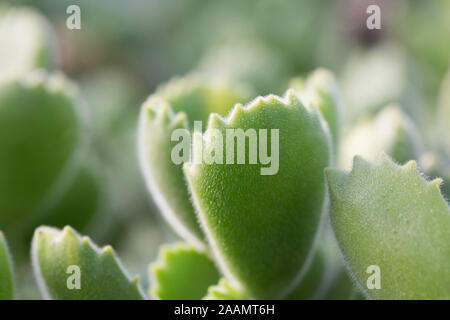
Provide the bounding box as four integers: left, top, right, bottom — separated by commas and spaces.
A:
291, 68, 342, 153
327, 154, 450, 299
138, 76, 249, 245
203, 279, 247, 300
32, 226, 145, 300
184, 90, 331, 299
149, 243, 220, 300
0, 231, 13, 300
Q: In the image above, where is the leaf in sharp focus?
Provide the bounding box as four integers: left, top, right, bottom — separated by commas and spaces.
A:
203, 279, 247, 300
0, 231, 13, 300
149, 243, 220, 300
326, 153, 450, 299
0, 71, 87, 231
340, 105, 423, 170
31, 226, 145, 300
138, 75, 250, 245
0, 5, 58, 84
184, 90, 331, 299
419, 152, 450, 201
291, 68, 342, 155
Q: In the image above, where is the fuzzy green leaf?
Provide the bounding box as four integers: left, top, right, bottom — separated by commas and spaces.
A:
31, 226, 145, 300
0, 71, 86, 230
291, 68, 342, 153
326, 154, 450, 299
437, 68, 450, 156
149, 243, 220, 300
0, 231, 13, 300
203, 279, 247, 300
184, 90, 331, 299
138, 76, 249, 245
340, 105, 422, 170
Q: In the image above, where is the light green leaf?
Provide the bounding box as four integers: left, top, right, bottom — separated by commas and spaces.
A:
340, 105, 423, 170
419, 152, 450, 201
326, 153, 450, 299
203, 279, 247, 300
149, 243, 220, 300
0, 5, 57, 84
0, 231, 13, 300
138, 75, 249, 245
437, 68, 450, 156
184, 90, 331, 299
291, 68, 342, 153
0, 71, 87, 230
340, 43, 407, 122
31, 226, 145, 300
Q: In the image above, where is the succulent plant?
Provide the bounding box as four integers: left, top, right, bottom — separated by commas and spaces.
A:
184, 90, 331, 299
138, 76, 250, 245
0, 71, 87, 231
31, 226, 145, 300
326, 154, 450, 299
149, 243, 220, 300
290, 68, 342, 153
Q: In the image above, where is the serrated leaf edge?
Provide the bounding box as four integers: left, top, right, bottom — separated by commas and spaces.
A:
31, 225, 146, 300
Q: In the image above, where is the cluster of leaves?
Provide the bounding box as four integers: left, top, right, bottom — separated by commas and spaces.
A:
136, 65, 450, 300
1, 3, 450, 300
0, 5, 150, 299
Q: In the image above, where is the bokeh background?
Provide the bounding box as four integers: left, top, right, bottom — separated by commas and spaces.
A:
1, 0, 450, 298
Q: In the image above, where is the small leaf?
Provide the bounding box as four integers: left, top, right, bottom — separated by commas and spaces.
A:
0, 231, 14, 300
340, 105, 423, 170
138, 75, 249, 245
184, 90, 331, 299
150, 243, 220, 300
31, 226, 145, 300
326, 154, 450, 299
203, 279, 247, 300
0, 71, 87, 230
